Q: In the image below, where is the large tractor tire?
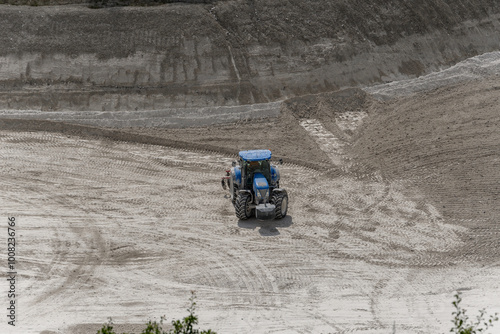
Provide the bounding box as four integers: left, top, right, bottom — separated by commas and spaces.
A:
231, 186, 237, 207
271, 191, 288, 219
235, 193, 253, 220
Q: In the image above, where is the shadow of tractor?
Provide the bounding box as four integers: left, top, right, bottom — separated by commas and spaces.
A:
237, 216, 293, 236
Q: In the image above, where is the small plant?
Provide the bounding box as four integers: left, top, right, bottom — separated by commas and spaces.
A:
167, 291, 215, 334
97, 291, 215, 334
450, 291, 498, 334
97, 318, 116, 334
142, 319, 163, 334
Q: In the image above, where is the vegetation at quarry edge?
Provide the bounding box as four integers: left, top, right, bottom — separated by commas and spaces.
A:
98, 292, 215, 334
96, 291, 498, 334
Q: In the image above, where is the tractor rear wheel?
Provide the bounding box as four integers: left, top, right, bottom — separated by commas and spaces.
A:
235, 193, 253, 220
231, 186, 237, 207
271, 191, 288, 219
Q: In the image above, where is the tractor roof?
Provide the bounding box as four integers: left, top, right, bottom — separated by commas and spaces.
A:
239, 149, 272, 161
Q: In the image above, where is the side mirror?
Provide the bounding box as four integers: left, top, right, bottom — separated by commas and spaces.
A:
232, 161, 237, 167
279, 158, 283, 165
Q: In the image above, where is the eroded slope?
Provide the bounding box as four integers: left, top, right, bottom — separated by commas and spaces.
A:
1, 0, 499, 110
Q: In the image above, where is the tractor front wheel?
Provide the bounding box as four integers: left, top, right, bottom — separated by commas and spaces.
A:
235, 193, 253, 220
271, 191, 288, 219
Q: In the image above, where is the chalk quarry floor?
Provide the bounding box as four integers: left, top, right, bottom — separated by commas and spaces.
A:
1, 131, 499, 334
1, 52, 500, 334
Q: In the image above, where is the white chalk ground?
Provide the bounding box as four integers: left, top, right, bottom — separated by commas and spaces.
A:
0, 102, 281, 128
299, 119, 347, 166
1, 51, 500, 127
0, 131, 499, 334
1, 51, 500, 334
364, 51, 500, 99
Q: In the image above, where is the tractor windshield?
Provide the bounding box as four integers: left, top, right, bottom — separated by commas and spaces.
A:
243, 160, 271, 186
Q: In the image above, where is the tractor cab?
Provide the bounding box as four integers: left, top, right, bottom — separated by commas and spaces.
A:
222, 149, 288, 220
239, 150, 272, 188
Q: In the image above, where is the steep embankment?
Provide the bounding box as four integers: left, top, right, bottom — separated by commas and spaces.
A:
351, 75, 500, 260
0, 0, 499, 110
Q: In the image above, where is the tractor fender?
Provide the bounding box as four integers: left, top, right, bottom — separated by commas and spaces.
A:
272, 188, 287, 194
270, 165, 280, 185
238, 189, 253, 204
231, 166, 242, 187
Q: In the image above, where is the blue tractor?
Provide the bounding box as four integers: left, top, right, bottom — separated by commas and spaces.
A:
221, 149, 288, 220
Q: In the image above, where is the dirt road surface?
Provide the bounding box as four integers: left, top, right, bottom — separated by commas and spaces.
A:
1, 129, 499, 334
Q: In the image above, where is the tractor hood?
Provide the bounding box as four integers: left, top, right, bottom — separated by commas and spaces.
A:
253, 172, 270, 203
253, 173, 269, 191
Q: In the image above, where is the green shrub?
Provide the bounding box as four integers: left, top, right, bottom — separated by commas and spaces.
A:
97, 318, 116, 334
450, 291, 498, 334
97, 291, 215, 334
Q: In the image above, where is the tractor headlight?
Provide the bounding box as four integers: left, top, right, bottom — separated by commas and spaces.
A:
256, 190, 262, 200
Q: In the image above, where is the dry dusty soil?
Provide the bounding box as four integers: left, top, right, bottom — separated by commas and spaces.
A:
1, 1, 500, 333
1, 50, 500, 334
